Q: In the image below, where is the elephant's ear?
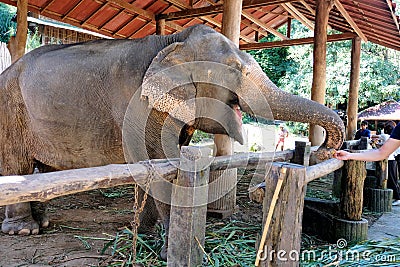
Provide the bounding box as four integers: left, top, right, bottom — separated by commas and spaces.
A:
141, 42, 196, 125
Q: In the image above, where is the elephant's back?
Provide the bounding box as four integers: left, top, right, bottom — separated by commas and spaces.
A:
15, 41, 154, 169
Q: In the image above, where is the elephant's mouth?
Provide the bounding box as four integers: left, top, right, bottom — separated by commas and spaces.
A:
193, 103, 244, 145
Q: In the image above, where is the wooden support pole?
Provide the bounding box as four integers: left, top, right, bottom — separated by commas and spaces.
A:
309, 0, 334, 146
167, 146, 210, 266
221, 0, 243, 46
15, 0, 28, 61
156, 19, 166, 35
208, 0, 243, 217
346, 37, 361, 140
376, 159, 388, 189
260, 163, 307, 267
340, 159, 366, 220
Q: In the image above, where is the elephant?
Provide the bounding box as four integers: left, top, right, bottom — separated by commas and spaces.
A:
0, 24, 345, 259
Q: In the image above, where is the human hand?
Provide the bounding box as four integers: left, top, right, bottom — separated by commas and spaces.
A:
334, 150, 351, 160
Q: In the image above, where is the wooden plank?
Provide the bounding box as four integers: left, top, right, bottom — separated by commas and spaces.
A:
157, 0, 296, 21
240, 32, 356, 50
167, 146, 209, 267
334, 0, 367, 42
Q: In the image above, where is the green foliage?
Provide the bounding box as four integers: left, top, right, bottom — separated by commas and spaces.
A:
254, 20, 400, 111
190, 130, 213, 144
0, 3, 16, 43
247, 27, 295, 87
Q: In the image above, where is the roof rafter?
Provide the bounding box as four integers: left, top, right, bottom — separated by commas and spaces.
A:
242, 10, 288, 40
157, 0, 296, 21
281, 3, 314, 31
333, 0, 367, 42
162, 0, 255, 42
240, 32, 356, 50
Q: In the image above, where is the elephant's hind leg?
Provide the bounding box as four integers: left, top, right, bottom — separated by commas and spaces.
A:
0, 78, 38, 235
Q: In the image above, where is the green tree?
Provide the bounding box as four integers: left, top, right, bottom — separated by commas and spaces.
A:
0, 3, 16, 43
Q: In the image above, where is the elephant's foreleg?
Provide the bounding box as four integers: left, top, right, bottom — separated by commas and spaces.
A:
2, 203, 39, 235
154, 201, 171, 261
137, 188, 159, 234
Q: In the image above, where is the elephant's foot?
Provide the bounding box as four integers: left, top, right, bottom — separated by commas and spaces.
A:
31, 201, 50, 228
2, 203, 39, 235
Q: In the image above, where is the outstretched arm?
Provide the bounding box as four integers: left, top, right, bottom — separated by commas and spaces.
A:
335, 138, 400, 161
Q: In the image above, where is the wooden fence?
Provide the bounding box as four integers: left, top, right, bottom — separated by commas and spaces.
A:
0, 142, 348, 267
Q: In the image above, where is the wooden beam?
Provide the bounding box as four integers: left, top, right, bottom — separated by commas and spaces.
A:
334, 0, 367, 42
242, 10, 288, 40
106, 0, 155, 20
240, 32, 356, 50
163, 0, 254, 42
281, 3, 314, 31
241, 19, 270, 40
157, 0, 295, 21
299, 0, 315, 15
0, 150, 296, 206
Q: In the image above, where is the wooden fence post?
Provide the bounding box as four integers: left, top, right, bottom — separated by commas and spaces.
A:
167, 146, 210, 266
368, 159, 392, 212
260, 162, 306, 267
291, 141, 311, 166
336, 159, 368, 242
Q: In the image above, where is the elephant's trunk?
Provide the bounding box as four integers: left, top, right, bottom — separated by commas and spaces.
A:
243, 64, 345, 155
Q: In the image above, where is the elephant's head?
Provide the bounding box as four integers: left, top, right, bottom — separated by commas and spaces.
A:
139, 25, 344, 159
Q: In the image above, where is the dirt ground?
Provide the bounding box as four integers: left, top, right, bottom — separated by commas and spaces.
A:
0, 169, 264, 267
0, 168, 381, 267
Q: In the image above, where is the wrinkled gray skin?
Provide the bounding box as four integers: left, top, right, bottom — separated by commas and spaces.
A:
0, 25, 344, 259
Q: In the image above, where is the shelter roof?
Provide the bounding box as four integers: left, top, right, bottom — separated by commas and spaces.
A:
1, 0, 400, 50
358, 100, 400, 121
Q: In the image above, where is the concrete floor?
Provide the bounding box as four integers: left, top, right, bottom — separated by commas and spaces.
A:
368, 205, 400, 240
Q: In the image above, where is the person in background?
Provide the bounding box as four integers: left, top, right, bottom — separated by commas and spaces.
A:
377, 121, 400, 206
275, 124, 289, 151
335, 123, 400, 205
355, 121, 371, 140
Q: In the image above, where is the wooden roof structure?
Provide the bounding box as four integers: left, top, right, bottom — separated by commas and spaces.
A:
358, 100, 400, 121
1, 0, 400, 50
